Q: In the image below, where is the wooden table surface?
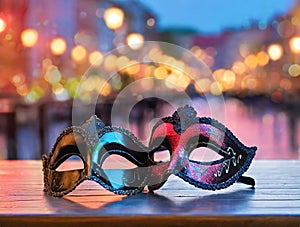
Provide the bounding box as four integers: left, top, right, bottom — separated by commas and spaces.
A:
0, 160, 300, 226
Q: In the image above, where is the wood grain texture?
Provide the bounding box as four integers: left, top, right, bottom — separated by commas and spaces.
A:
0, 160, 300, 226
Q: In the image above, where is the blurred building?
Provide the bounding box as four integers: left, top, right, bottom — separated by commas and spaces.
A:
162, 1, 300, 97
0, 0, 157, 159
0, 0, 157, 97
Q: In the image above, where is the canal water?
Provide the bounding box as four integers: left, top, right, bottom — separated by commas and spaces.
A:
0, 97, 299, 160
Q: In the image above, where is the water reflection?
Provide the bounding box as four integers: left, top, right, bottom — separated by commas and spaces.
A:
127, 97, 299, 159
0, 97, 299, 159
227, 97, 300, 159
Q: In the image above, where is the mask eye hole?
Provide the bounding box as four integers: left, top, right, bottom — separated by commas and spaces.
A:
56, 155, 84, 171
153, 148, 170, 163
101, 154, 138, 169
189, 147, 224, 164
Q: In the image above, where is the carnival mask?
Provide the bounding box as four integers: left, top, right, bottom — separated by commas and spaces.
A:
43, 105, 256, 196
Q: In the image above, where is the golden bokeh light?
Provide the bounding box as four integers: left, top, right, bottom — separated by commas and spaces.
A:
165, 74, 177, 89
103, 54, 117, 71
116, 56, 130, 70
89, 51, 103, 66
194, 78, 211, 94
244, 54, 258, 69
126, 33, 144, 50
267, 44, 283, 61
242, 76, 257, 90
82, 76, 98, 92
97, 79, 112, 96
126, 61, 140, 75
212, 68, 226, 80
256, 51, 269, 66
176, 74, 190, 91
154, 66, 168, 79
21, 29, 39, 47
71, 45, 87, 62
288, 64, 300, 77
222, 70, 236, 89
232, 61, 246, 75
210, 81, 223, 96
289, 36, 300, 54
50, 38, 67, 55
143, 65, 154, 77
0, 18, 6, 32
148, 47, 162, 61
104, 7, 124, 30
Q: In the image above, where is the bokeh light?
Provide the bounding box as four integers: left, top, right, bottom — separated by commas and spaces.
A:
222, 70, 236, 89
154, 66, 168, 79
52, 83, 65, 95
146, 18, 155, 27
256, 51, 269, 66
11, 73, 25, 86
244, 54, 258, 69
232, 61, 246, 75
210, 81, 223, 95
126, 61, 140, 75
5, 33, 12, 41
213, 68, 226, 81
126, 33, 144, 50
288, 64, 300, 77
104, 7, 124, 30
89, 51, 103, 66
99, 82, 112, 96
50, 38, 67, 55
71, 45, 87, 62
44, 65, 62, 83
194, 78, 211, 94
289, 36, 300, 54
165, 73, 177, 89
116, 56, 130, 70
267, 44, 283, 61
104, 54, 117, 71
0, 18, 6, 32
16, 84, 29, 96
277, 20, 295, 38
21, 29, 39, 47
241, 76, 257, 90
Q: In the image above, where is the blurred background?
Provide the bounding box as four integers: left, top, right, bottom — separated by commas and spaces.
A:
0, 0, 299, 160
